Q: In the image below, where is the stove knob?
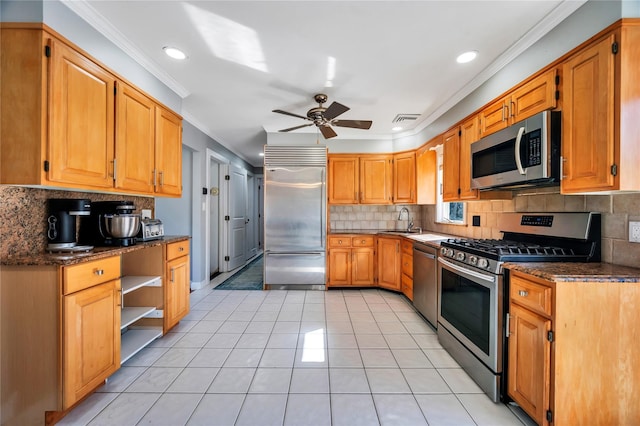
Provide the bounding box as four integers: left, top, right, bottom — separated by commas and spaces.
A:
446, 248, 454, 258
469, 256, 478, 266
456, 252, 466, 261
440, 247, 447, 256
478, 258, 489, 269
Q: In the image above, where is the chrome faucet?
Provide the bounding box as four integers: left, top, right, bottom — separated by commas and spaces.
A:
398, 207, 410, 221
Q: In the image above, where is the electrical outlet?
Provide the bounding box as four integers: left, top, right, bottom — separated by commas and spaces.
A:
629, 221, 640, 243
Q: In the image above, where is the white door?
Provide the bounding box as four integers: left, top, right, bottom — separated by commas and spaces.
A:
228, 164, 247, 270
209, 159, 220, 278
246, 173, 257, 258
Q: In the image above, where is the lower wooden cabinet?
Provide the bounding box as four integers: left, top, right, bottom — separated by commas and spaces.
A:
63, 278, 121, 408
401, 240, 413, 300
327, 235, 375, 287
165, 240, 191, 331
377, 236, 401, 291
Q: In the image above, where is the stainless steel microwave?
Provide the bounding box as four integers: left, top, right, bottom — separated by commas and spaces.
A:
471, 110, 561, 190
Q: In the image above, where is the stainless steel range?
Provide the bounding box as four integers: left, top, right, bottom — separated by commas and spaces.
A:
436, 212, 601, 402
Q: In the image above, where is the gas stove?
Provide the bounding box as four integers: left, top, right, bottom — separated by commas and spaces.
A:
440, 212, 601, 274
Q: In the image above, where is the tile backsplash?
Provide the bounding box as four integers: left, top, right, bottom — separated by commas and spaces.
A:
329, 188, 640, 269
0, 186, 153, 259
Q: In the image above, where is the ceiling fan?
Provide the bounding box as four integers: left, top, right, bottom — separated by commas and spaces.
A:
272, 93, 373, 139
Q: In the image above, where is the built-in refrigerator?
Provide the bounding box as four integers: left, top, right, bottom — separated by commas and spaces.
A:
263, 145, 327, 290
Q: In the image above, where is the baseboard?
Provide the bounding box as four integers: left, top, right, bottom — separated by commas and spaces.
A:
190, 279, 208, 291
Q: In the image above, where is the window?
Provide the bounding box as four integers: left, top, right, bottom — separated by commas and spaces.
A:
434, 144, 466, 225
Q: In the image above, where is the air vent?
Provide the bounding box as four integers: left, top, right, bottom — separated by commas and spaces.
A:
392, 114, 420, 123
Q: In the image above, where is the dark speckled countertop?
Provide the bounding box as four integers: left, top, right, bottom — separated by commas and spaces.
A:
1, 235, 189, 267
504, 262, 640, 282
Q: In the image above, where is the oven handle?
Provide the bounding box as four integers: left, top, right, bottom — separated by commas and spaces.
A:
438, 256, 497, 285
514, 126, 527, 175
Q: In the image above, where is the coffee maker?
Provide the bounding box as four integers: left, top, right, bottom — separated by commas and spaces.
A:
79, 200, 141, 247
46, 198, 93, 252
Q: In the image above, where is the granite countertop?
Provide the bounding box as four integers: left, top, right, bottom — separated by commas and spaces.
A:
329, 230, 453, 249
1, 235, 190, 267
504, 262, 640, 282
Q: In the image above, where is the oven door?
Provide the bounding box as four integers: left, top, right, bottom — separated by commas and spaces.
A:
438, 256, 503, 373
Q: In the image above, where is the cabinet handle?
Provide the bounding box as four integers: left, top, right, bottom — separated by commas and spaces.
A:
117, 289, 122, 307
560, 156, 567, 180
505, 313, 511, 338
94, 269, 104, 276
510, 100, 515, 117
179, 247, 184, 252
159, 171, 164, 187
112, 159, 117, 182
502, 104, 507, 121
361, 240, 365, 244
152, 169, 157, 187
518, 290, 529, 297
170, 268, 175, 282
338, 240, 342, 245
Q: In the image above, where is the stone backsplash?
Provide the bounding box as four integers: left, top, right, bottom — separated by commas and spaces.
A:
0, 186, 153, 259
328, 189, 640, 268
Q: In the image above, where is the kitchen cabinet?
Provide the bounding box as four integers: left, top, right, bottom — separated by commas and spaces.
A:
328, 155, 359, 204
506, 268, 640, 426
327, 235, 375, 287
415, 135, 439, 205
360, 155, 393, 204
400, 239, 413, 300
560, 22, 640, 193
165, 240, 191, 331
479, 69, 557, 137
0, 24, 182, 197
393, 151, 416, 204
442, 116, 479, 202
377, 236, 401, 291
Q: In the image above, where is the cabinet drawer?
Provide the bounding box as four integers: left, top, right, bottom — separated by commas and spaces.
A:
167, 240, 190, 260
510, 274, 552, 316
401, 252, 413, 277
63, 256, 121, 295
352, 236, 374, 247
329, 236, 352, 248
401, 273, 413, 300
401, 240, 413, 255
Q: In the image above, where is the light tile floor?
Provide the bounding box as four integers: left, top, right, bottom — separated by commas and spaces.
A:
59, 283, 527, 425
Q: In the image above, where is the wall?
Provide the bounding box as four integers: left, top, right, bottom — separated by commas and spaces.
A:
0, 186, 153, 259
330, 205, 422, 232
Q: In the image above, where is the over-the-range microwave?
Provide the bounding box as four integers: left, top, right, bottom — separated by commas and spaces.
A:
471, 110, 561, 190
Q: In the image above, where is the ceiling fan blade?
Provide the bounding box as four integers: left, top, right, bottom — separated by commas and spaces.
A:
279, 123, 314, 132
272, 109, 310, 121
323, 102, 350, 120
319, 125, 338, 139
332, 119, 373, 130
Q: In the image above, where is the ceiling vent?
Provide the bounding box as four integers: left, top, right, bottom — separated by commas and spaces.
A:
392, 114, 420, 123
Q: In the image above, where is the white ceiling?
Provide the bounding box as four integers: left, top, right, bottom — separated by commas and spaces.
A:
64, 1, 585, 166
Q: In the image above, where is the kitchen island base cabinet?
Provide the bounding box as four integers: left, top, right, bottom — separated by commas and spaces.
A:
506, 269, 640, 426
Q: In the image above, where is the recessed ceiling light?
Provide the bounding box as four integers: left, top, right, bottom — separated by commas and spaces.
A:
392, 126, 403, 131
456, 50, 478, 64
259, 152, 264, 156
163, 46, 187, 60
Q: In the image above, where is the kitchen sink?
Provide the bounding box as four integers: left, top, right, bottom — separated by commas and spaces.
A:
381, 230, 422, 234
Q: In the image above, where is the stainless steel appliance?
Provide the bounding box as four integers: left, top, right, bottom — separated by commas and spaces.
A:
264, 145, 327, 290
137, 218, 165, 242
412, 243, 438, 328
471, 110, 561, 190
46, 198, 92, 252
79, 200, 141, 247
437, 212, 601, 402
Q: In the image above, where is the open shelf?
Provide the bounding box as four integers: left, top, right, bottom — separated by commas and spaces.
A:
121, 306, 156, 329
121, 275, 162, 295
121, 327, 163, 364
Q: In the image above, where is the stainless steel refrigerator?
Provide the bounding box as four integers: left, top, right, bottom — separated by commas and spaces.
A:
264, 145, 327, 290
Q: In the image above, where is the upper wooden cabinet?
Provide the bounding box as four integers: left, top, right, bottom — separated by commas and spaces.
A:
442, 116, 479, 202
560, 22, 640, 193
360, 155, 393, 204
416, 136, 438, 205
0, 24, 182, 197
480, 69, 558, 137
393, 151, 416, 204
328, 155, 359, 204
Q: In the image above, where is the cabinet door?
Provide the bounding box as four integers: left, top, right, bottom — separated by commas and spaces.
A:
416, 143, 437, 205
511, 69, 557, 122
155, 106, 183, 196
165, 255, 190, 331
115, 82, 155, 193
63, 279, 120, 409
360, 155, 393, 204
377, 237, 401, 290
352, 247, 375, 286
442, 128, 461, 202
328, 156, 359, 204
48, 39, 116, 188
561, 33, 616, 193
459, 116, 479, 200
479, 96, 509, 137
508, 303, 551, 426
328, 248, 351, 286
393, 152, 416, 204
401, 273, 413, 301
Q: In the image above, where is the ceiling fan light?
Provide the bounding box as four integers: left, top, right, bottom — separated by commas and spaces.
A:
456, 50, 478, 64
163, 46, 187, 60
